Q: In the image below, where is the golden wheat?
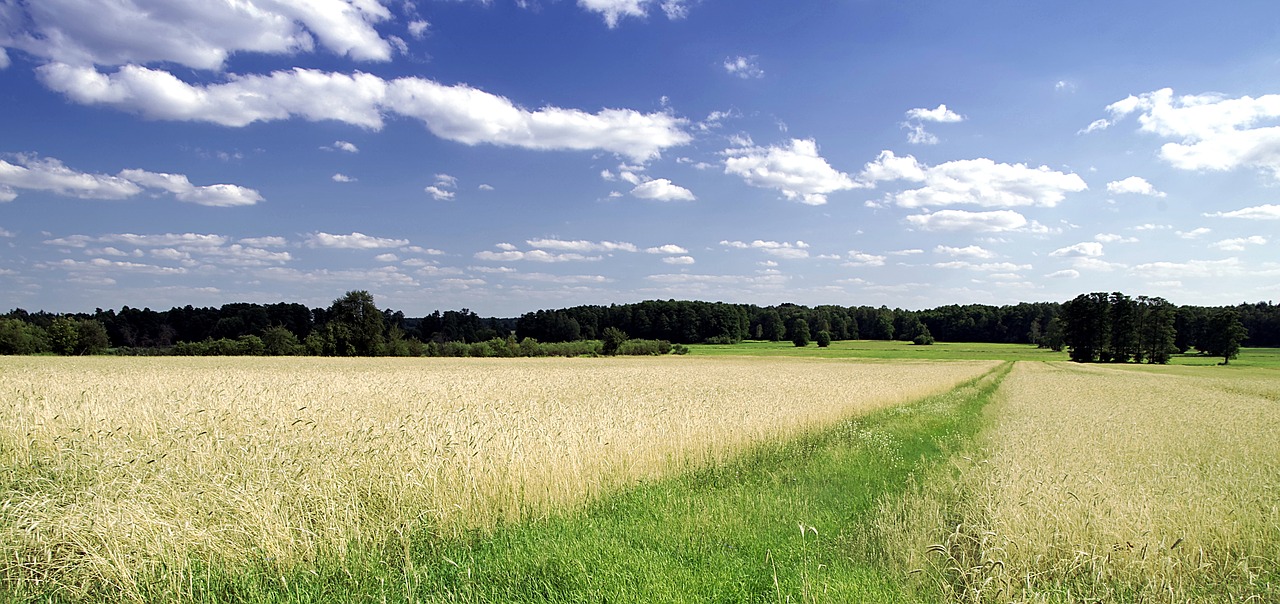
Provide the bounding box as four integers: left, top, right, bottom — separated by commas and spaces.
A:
0, 355, 994, 595
886, 361, 1280, 603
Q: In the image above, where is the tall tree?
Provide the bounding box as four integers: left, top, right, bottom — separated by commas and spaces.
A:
326, 290, 385, 356
1202, 308, 1248, 365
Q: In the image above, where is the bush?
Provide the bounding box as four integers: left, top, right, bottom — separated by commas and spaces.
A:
816, 330, 831, 348
601, 327, 628, 356
617, 339, 672, 356
671, 344, 690, 355
912, 334, 935, 346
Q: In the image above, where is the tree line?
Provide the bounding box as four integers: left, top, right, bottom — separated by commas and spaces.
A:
1, 291, 1274, 358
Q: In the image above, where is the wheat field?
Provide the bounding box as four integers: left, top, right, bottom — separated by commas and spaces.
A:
0, 355, 994, 597
885, 361, 1280, 602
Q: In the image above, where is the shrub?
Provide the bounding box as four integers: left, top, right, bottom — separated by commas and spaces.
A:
816, 330, 831, 348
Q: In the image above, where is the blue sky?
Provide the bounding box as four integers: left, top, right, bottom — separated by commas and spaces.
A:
2, 0, 1279, 317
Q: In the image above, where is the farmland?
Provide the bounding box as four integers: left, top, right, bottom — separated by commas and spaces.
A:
2, 350, 1277, 602
1, 355, 991, 600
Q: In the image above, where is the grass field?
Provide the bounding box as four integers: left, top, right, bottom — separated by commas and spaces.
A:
2, 344, 1276, 602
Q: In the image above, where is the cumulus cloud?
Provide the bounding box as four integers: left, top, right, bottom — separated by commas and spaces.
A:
645, 244, 688, 254
662, 255, 695, 265
723, 55, 764, 79
424, 186, 454, 200
120, 169, 263, 206
723, 138, 860, 205
631, 178, 695, 201
906, 104, 965, 123
861, 152, 1087, 208
306, 231, 409, 249
578, 0, 689, 27
934, 261, 1031, 272
42, 232, 291, 267
0, 0, 395, 70
844, 251, 886, 267
325, 140, 360, 153
902, 104, 963, 144
1095, 233, 1138, 244
332, 173, 357, 182
906, 209, 1047, 233
1130, 258, 1243, 280
1, 155, 140, 200
0, 154, 261, 206
1049, 242, 1104, 258
935, 245, 996, 259
1204, 203, 1280, 220
37, 64, 692, 162
1210, 236, 1267, 251
1101, 87, 1280, 178
1106, 176, 1166, 197
1176, 227, 1212, 239
526, 239, 638, 253
1046, 269, 1080, 279
474, 249, 599, 263
720, 239, 810, 259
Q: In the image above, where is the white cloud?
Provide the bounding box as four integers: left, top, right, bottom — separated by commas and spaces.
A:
332, 173, 357, 182
723, 55, 764, 79
1094, 233, 1138, 243
119, 169, 263, 207
859, 151, 926, 183
934, 245, 996, 259
723, 138, 860, 205
374, 253, 398, 262
1, 155, 141, 199
1210, 236, 1267, 251
645, 244, 688, 254
1046, 269, 1080, 279
1176, 227, 1212, 239
407, 20, 430, 39
905, 124, 939, 145
38, 64, 692, 162
0, 0, 394, 70
905, 209, 1045, 233
306, 232, 409, 249
934, 261, 1031, 272
240, 236, 288, 247
327, 140, 360, 153
1133, 223, 1171, 231
578, 0, 689, 27
1078, 119, 1112, 135
662, 255, 695, 265
1106, 176, 1166, 197
506, 272, 612, 285
424, 185, 454, 200
1204, 203, 1280, 220
720, 239, 810, 259
526, 239, 638, 253
0, 155, 261, 206
905, 104, 964, 123
1102, 88, 1280, 178
862, 153, 1087, 208
1130, 258, 1243, 280
478, 184, 495, 191
474, 249, 599, 263
1049, 242, 1104, 258
631, 178, 695, 201
888, 249, 924, 256
844, 251, 886, 267
0, 48, 9, 70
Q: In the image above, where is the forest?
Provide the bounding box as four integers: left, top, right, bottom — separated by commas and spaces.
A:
1, 291, 1276, 358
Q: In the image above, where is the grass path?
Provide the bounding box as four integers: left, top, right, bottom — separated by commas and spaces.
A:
166, 362, 1012, 603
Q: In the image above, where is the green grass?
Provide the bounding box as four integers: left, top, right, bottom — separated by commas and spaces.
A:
689, 339, 1068, 362
690, 339, 1280, 367
34, 363, 1010, 604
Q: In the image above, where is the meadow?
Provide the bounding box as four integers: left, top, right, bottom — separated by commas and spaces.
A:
2, 345, 1276, 602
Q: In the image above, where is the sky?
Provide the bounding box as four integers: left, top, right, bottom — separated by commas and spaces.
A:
2, 1, 1279, 317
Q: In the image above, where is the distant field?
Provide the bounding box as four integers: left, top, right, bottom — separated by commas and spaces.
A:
691, 339, 1280, 366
